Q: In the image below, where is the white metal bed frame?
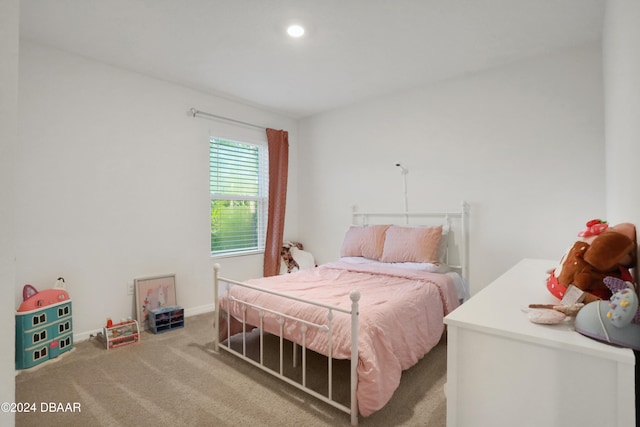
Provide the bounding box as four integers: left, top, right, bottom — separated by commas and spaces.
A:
212, 201, 469, 426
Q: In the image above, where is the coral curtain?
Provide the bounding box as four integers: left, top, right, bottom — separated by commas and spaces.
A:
263, 128, 289, 277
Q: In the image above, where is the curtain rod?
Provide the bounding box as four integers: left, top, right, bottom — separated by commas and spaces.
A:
189, 107, 266, 131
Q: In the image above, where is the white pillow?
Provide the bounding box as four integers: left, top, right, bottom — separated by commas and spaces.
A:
389, 261, 450, 273
339, 256, 375, 264
290, 247, 315, 270
339, 257, 447, 273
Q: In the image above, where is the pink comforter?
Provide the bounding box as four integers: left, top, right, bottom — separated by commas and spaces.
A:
219, 261, 460, 416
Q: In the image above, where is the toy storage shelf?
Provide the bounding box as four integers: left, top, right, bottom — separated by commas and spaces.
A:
104, 320, 139, 350
16, 300, 74, 369
149, 306, 184, 334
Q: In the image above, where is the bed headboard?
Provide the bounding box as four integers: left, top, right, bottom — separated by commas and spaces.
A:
350, 201, 470, 284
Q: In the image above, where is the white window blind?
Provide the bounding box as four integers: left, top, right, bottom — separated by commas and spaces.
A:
210, 137, 268, 256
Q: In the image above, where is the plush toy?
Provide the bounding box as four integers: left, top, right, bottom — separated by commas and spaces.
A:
575, 276, 640, 350
280, 242, 316, 274
280, 242, 304, 273
547, 221, 636, 304
602, 276, 640, 326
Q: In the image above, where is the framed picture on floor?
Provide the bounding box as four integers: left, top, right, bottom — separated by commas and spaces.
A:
134, 273, 177, 330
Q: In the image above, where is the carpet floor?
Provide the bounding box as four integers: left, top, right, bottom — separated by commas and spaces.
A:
15, 312, 447, 427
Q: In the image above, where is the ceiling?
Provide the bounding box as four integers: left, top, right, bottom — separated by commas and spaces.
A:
19, 0, 605, 118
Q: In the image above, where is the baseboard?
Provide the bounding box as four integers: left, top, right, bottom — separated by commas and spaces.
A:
74, 328, 103, 343
184, 303, 215, 317
73, 304, 216, 343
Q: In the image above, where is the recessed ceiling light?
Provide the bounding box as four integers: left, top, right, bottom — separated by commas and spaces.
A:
287, 24, 305, 38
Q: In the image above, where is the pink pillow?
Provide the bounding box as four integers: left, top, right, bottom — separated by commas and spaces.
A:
380, 225, 443, 263
340, 225, 390, 260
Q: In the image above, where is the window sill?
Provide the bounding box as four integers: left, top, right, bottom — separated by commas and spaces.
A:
210, 250, 264, 259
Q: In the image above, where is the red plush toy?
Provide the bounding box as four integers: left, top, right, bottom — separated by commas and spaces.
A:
578, 219, 609, 238
547, 220, 637, 304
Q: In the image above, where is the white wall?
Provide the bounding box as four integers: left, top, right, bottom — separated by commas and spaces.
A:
1, 1, 18, 425
17, 41, 299, 338
603, 0, 640, 225
298, 43, 605, 294
16, 39, 606, 332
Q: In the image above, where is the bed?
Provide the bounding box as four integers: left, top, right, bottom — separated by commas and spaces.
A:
213, 202, 470, 426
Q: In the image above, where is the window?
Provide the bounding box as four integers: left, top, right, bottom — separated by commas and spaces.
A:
60, 337, 70, 349
33, 330, 46, 343
33, 313, 46, 326
210, 137, 268, 256
34, 346, 47, 361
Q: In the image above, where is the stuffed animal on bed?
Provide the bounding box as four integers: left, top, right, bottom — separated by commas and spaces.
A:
547, 221, 637, 304
280, 242, 316, 274
281, 242, 304, 273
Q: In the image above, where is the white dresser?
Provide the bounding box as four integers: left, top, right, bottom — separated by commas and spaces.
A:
444, 258, 635, 427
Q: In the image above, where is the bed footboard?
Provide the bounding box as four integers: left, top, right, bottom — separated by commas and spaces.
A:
213, 264, 360, 426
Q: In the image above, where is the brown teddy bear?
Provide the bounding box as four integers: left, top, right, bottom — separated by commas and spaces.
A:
547, 222, 636, 304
